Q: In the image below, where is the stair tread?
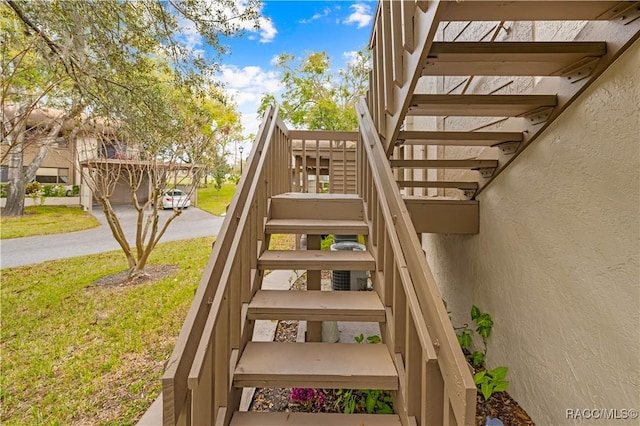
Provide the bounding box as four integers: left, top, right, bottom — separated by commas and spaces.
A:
438, 1, 629, 21
270, 193, 365, 221
248, 290, 385, 321
423, 41, 606, 77
230, 412, 402, 426
408, 94, 557, 117
397, 130, 523, 146
234, 342, 398, 390
266, 218, 369, 235
259, 250, 375, 271
390, 159, 498, 169
271, 193, 362, 200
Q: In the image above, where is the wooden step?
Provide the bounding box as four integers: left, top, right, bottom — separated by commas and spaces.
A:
390, 159, 498, 170
423, 41, 606, 76
259, 250, 375, 271
396, 180, 479, 190
230, 412, 402, 426
248, 290, 385, 322
397, 130, 523, 147
407, 94, 557, 117
437, 1, 632, 21
265, 219, 369, 235
234, 342, 398, 389
270, 193, 364, 221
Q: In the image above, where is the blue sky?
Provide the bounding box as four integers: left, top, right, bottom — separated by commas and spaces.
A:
213, 0, 376, 138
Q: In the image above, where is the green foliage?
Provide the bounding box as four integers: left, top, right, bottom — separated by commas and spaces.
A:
474, 367, 510, 401
320, 234, 335, 251
456, 306, 510, 400
335, 389, 393, 414
471, 305, 494, 342
354, 333, 382, 344
334, 334, 394, 414
25, 181, 42, 196
259, 50, 371, 131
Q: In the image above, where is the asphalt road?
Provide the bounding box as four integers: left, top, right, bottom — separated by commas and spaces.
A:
0, 205, 225, 268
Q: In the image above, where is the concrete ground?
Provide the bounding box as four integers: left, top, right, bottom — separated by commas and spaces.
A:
0, 205, 224, 268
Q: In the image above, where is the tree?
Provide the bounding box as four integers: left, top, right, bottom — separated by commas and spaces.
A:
2, 0, 254, 279
2, 0, 259, 216
259, 49, 371, 131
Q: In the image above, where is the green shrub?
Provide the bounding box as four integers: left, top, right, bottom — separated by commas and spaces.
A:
25, 181, 42, 196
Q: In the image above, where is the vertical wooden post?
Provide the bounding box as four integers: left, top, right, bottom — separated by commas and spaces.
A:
306, 234, 322, 342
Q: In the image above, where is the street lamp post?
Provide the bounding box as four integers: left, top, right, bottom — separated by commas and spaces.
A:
239, 146, 244, 175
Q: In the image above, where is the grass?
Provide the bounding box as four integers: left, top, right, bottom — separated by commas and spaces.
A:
0, 237, 214, 426
0, 206, 100, 239
196, 182, 237, 216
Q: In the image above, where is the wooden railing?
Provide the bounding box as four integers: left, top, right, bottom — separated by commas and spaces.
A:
357, 98, 476, 425
159, 113, 365, 424
289, 130, 358, 194
161, 105, 290, 425
368, 0, 441, 155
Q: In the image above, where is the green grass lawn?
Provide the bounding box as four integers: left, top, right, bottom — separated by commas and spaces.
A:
196, 182, 237, 216
0, 237, 214, 426
0, 206, 100, 239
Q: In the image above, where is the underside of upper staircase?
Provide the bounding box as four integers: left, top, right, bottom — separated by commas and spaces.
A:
368, 0, 640, 202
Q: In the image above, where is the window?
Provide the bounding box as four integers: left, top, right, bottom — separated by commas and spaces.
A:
0, 165, 7, 182
35, 167, 69, 184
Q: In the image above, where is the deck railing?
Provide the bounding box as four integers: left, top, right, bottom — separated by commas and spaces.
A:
356, 97, 476, 425
161, 106, 290, 425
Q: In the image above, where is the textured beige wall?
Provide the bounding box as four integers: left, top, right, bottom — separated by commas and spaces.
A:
422, 39, 640, 425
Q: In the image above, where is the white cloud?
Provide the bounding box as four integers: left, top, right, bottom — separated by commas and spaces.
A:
299, 7, 331, 24
343, 3, 373, 29
217, 65, 283, 136
343, 50, 360, 66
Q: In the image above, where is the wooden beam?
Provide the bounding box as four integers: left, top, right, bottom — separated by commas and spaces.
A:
407, 94, 558, 117
403, 197, 479, 234
422, 41, 607, 76
396, 180, 479, 190
390, 159, 498, 169
397, 130, 523, 146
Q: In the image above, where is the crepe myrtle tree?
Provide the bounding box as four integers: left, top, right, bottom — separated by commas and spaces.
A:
1, 0, 259, 216
76, 81, 240, 280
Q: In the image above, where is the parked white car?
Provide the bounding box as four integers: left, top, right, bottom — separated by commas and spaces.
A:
161, 189, 191, 209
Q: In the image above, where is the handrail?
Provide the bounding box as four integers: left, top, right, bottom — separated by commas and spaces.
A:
159, 112, 360, 425
161, 105, 290, 425
356, 97, 476, 425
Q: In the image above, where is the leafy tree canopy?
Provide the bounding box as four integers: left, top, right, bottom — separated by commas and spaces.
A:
258, 49, 371, 131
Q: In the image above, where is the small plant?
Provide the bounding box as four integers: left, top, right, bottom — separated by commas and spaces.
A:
456, 305, 509, 401
354, 333, 381, 344
334, 334, 393, 414
474, 366, 509, 401
290, 388, 326, 411
25, 181, 42, 196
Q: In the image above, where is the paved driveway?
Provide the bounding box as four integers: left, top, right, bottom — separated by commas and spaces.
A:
0, 205, 225, 268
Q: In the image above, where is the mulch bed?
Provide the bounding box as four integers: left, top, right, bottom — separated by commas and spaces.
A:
87, 265, 178, 288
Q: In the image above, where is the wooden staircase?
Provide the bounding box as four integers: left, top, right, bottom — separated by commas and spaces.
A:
368, 0, 640, 230
229, 193, 401, 425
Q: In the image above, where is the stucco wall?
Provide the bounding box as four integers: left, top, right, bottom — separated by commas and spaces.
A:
422, 39, 640, 425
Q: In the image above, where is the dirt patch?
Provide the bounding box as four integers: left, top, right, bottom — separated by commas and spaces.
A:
88, 265, 178, 288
